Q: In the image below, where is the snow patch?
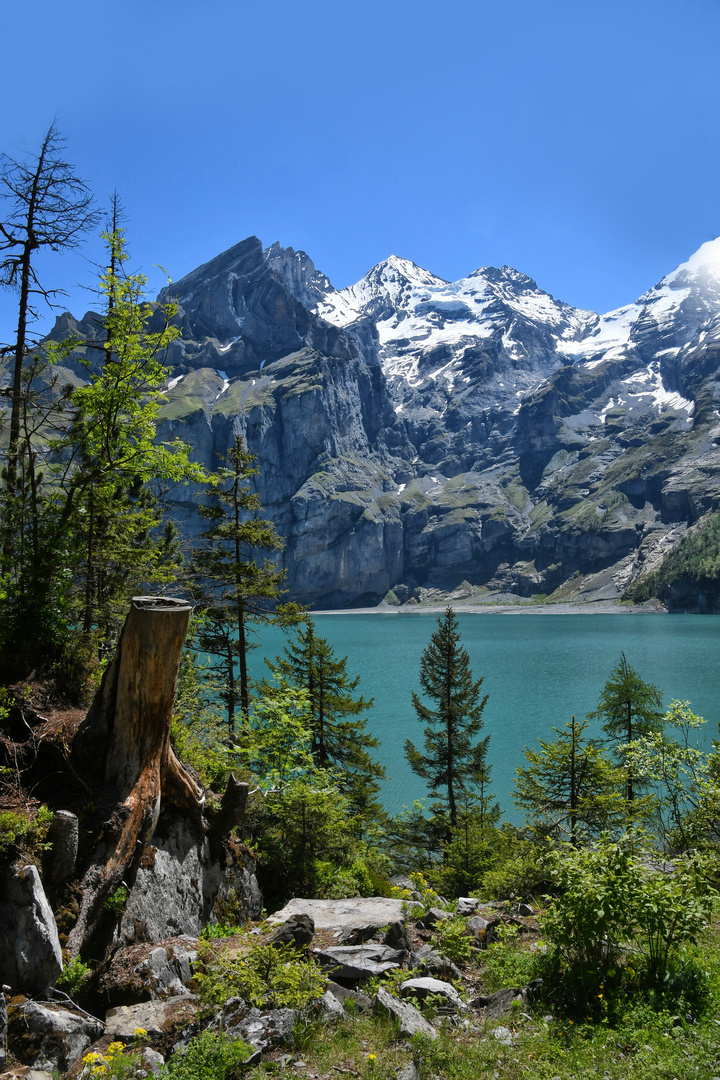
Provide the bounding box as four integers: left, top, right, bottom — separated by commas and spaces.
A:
167, 374, 184, 391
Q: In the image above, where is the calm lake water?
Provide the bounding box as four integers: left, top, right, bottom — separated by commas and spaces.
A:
248, 613, 720, 821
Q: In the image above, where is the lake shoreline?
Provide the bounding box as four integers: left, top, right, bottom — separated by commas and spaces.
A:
313, 598, 668, 617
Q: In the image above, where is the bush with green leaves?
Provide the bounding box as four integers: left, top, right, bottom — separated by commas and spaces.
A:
160, 1029, 251, 1080
0, 804, 54, 859
436, 916, 474, 966
196, 941, 327, 1010
56, 956, 91, 994
543, 834, 717, 986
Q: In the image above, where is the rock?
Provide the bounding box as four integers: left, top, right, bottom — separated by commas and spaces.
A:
373, 987, 437, 1039
517, 903, 534, 917
465, 913, 500, 942
43, 811, 78, 886
318, 990, 344, 1022
492, 1025, 513, 1045
118, 810, 261, 944
396, 1064, 419, 1080
104, 998, 198, 1040
0, 865, 62, 992
267, 914, 315, 949
97, 938, 198, 1007
399, 977, 464, 1011
326, 982, 372, 1013
470, 983, 539, 1020
389, 874, 415, 892
0, 993, 6, 1072
6, 1000, 103, 1073
140, 1048, 165, 1076
268, 897, 413, 933
412, 944, 461, 980
456, 898, 480, 916
383, 921, 412, 952
418, 907, 452, 930
216, 999, 298, 1052
312, 945, 404, 983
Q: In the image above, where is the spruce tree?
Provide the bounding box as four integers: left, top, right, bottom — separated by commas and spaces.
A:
587, 653, 665, 802
514, 715, 624, 845
261, 618, 385, 814
192, 434, 287, 730
404, 606, 490, 834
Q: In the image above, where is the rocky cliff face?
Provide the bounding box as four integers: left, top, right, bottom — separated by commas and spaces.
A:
48, 235, 720, 608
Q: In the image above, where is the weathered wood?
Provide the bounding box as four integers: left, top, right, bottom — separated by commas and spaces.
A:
68, 597, 203, 955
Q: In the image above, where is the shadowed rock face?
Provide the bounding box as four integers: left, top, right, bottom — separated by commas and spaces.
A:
37, 236, 720, 608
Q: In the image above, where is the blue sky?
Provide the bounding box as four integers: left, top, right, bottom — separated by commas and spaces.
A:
2, 0, 720, 342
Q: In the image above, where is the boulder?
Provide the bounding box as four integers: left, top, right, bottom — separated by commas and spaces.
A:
456, 898, 480, 916
312, 945, 404, 983
325, 982, 372, 1013
396, 1063, 419, 1080
215, 998, 298, 1052
266, 914, 315, 949
465, 913, 500, 942
268, 897, 413, 934
0, 866, 62, 992
6, 1000, 103, 1073
373, 987, 437, 1039
383, 921, 412, 952
43, 811, 78, 886
412, 944, 461, 980
517, 903, 534, 917
104, 998, 198, 1040
140, 1048, 165, 1076
118, 810, 261, 944
492, 1025, 513, 1045
418, 907, 452, 930
400, 977, 464, 1011
470, 982, 540, 1020
97, 938, 198, 1007
318, 990, 344, 1022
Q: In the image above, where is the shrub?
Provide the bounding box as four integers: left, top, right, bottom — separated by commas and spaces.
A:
161, 1029, 251, 1080
56, 956, 91, 994
0, 805, 54, 859
196, 941, 327, 1010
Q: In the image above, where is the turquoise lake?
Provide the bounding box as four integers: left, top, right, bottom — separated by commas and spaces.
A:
248, 613, 720, 820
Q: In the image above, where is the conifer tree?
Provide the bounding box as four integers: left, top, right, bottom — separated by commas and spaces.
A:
261, 617, 385, 814
588, 653, 665, 802
405, 606, 490, 834
192, 434, 287, 730
514, 715, 624, 845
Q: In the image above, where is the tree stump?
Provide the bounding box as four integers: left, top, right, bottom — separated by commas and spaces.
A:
68, 597, 204, 955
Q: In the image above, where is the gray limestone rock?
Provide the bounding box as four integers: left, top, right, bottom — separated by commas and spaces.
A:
396, 1063, 419, 1080
6, 1001, 103, 1073
373, 987, 437, 1039
104, 998, 199, 1040
492, 1025, 513, 1045
318, 989, 344, 1022
470, 983, 539, 1020
140, 1048, 165, 1076
267, 914, 315, 949
400, 977, 464, 1011
97, 938, 198, 1007
268, 897, 413, 933
412, 944, 461, 980
0, 865, 62, 992
134, 944, 197, 999
215, 999, 298, 1052
383, 921, 412, 952
465, 913, 500, 942
456, 897, 480, 916
326, 982, 372, 1013
313, 945, 404, 983
419, 907, 452, 930
118, 810, 261, 944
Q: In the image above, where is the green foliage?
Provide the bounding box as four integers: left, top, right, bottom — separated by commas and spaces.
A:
103, 884, 129, 913
514, 715, 625, 844
543, 834, 716, 987
230, 681, 316, 791
480, 926, 541, 992
587, 654, 665, 803
196, 941, 326, 1010
261, 618, 385, 817
199, 921, 244, 940
160, 1029, 252, 1080
479, 830, 549, 901
192, 434, 287, 729
0, 804, 53, 859
56, 956, 91, 994
436, 916, 474, 965
405, 607, 491, 835
627, 509, 720, 605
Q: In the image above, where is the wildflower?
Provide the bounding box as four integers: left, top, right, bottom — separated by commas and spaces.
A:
133, 1027, 148, 1038
107, 1042, 124, 1055
568, 1020, 574, 1024
598, 994, 603, 999
367, 1054, 377, 1065
91, 1067, 107, 1076
82, 1052, 105, 1064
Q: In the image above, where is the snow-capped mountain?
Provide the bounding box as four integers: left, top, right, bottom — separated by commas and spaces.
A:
39, 234, 720, 610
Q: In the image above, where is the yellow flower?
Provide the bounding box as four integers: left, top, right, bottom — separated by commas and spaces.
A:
568, 1019, 574, 1024
598, 993, 603, 999
133, 1027, 148, 1038
107, 1042, 124, 1055
82, 1052, 105, 1064
91, 1067, 107, 1076
367, 1054, 377, 1063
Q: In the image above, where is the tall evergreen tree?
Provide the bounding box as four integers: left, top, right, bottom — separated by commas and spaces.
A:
192, 434, 288, 730
261, 618, 385, 814
588, 653, 665, 803
514, 715, 624, 845
404, 606, 490, 834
